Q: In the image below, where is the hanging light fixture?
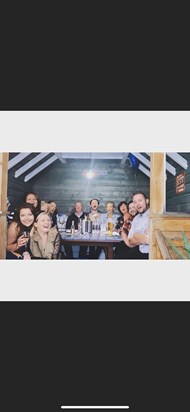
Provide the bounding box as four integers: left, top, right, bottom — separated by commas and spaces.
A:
81, 169, 96, 179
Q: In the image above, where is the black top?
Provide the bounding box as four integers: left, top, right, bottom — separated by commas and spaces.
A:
49, 212, 57, 227
115, 215, 124, 230
66, 212, 86, 230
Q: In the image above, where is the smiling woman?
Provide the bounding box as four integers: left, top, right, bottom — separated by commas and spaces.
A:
6, 203, 36, 258
28, 211, 61, 259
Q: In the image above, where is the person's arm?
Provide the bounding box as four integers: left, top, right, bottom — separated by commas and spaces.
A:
52, 233, 61, 259
6, 222, 28, 252
121, 231, 133, 247
6, 222, 18, 252
128, 228, 149, 246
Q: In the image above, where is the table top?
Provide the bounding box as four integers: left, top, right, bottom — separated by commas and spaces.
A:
60, 230, 122, 243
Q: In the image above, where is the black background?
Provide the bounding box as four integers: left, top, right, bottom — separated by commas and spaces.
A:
1, 301, 190, 412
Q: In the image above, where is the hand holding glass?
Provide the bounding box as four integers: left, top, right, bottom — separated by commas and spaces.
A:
23, 231, 29, 251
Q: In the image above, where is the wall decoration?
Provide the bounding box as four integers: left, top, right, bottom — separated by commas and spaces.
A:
176, 172, 185, 194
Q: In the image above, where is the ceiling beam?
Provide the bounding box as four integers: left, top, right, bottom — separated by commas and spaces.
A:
138, 160, 167, 180
60, 152, 124, 160
131, 152, 150, 168
24, 155, 57, 182
14, 153, 50, 178
145, 152, 176, 175
8, 153, 31, 170
120, 153, 129, 166
165, 161, 176, 176
54, 153, 66, 164
166, 153, 188, 169
138, 164, 150, 178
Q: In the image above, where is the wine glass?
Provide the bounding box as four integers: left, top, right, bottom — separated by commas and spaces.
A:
59, 216, 65, 230
23, 231, 29, 251
57, 215, 63, 230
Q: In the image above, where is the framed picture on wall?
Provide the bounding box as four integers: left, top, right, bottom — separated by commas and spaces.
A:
176, 172, 185, 194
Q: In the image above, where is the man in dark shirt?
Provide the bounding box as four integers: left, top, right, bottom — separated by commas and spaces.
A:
65, 201, 87, 259
88, 198, 102, 259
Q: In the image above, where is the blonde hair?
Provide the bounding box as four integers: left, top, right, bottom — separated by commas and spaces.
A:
36, 211, 51, 221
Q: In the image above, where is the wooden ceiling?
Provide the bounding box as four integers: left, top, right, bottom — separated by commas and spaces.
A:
8, 152, 188, 182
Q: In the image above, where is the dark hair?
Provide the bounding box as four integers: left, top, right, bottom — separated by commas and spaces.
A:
15, 203, 36, 234
106, 201, 115, 208
24, 192, 41, 211
128, 200, 134, 207
48, 200, 57, 204
48, 200, 58, 215
132, 192, 149, 201
117, 201, 128, 215
90, 198, 99, 205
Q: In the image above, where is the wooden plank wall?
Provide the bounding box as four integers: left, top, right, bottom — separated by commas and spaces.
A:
7, 153, 38, 211
149, 213, 190, 259
8, 168, 34, 210
33, 159, 150, 214
166, 152, 190, 213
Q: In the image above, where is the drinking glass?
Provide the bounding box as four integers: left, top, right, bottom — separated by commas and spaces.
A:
57, 215, 65, 231
23, 231, 29, 251
59, 217, 65, 228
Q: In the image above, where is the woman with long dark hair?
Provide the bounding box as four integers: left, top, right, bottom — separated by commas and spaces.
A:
6, 203, 36, 258
24, 192, 41, 213
115, 201, 133, 234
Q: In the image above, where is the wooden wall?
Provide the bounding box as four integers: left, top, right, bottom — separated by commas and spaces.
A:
149, 212, 190, 259
8, 168, 34, 210
166, 152, 190, 213
32, 159, 150, 214
7, 153, 38, 211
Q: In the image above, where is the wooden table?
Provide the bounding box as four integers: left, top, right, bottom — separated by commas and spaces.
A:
60, 230, 122, 259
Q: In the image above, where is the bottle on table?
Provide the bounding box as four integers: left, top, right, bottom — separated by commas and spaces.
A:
71, 220, 75, 236
78, 218, 82, 233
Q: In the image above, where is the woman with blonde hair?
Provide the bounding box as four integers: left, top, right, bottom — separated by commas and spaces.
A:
27, 211, 61, 259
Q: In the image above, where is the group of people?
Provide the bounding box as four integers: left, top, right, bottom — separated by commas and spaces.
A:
6, 193, 60, 260
6, 191, 150, 260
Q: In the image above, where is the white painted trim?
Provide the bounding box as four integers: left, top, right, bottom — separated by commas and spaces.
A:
24, 155, 57, 182
8, 153, 31, 170
140, 152, 176, 176
60, 153, 124, 160
120, 152, 129, 165
14, 153, 50, 177
166, 152, 188, 169
165, 161, 176, 176
131, 152, 150, 168
55, 153, 66, 163
138, 163, 150, 177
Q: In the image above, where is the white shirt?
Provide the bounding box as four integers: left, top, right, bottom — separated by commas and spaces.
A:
128, 209, 150, 254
